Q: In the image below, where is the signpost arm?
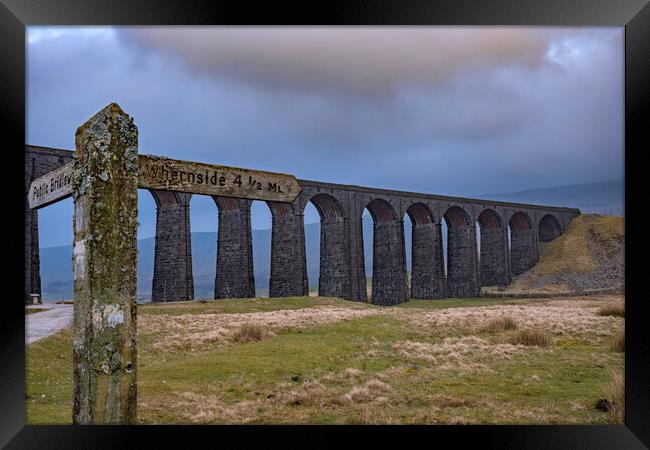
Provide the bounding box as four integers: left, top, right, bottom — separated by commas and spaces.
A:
71, 103, 139, 424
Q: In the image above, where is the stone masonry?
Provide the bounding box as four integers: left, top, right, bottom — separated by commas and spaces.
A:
268, 200, 309, 297
149, 189, 194, 302
369, 210, 408, 305
26, 145, 580, 307
214, 196, 256, 298
445, 207, 481, 298
478, 209, 510, 287
408, 204, 445, 299
510, 212, 539, 276
311, 192, 351, 298
538, 214, 563, 242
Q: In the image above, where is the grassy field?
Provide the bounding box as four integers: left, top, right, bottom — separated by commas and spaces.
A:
26, 295, 624, 425
25, 308, 49, 315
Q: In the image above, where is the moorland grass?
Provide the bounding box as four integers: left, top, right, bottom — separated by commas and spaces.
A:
482, 316, 517, 332
597, 303, 625, 318
510, 329, 551, 347
610, 332, 624, 352
605, 368, 624, 423
231, 323, 266, 343
26, 296, 623, 425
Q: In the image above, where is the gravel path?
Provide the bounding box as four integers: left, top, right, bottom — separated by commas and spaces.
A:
26, 304, 73, 344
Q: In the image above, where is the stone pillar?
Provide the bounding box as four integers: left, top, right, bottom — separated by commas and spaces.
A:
71, 103, 138, 424
150, 190, 194, 302
318, 216, 350, 298
410, 222, 445, 299
447, 224, 480, 297
25, 196, 41, 305
214, 196, 255, 299
268, 200, 308, 297
479, 226, 510, 286
510, 228, 538, 276
371, 219, 408, 306
25, 154, 39, 304
348, 200, 368, 302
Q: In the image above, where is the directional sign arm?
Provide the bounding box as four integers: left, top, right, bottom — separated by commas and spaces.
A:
27, 161, 75, 209
137, 155, 302, 203
27, 154, 302, 210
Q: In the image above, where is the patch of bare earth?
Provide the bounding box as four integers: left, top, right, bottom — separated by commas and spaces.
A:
140, 305, 383, 351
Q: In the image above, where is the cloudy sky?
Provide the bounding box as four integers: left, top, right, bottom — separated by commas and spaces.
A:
28, 26, 624, 247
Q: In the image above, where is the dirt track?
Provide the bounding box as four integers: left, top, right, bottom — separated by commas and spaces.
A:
26, 304, 73, 344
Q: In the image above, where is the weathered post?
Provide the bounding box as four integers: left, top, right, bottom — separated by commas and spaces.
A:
71, 103, 139, 424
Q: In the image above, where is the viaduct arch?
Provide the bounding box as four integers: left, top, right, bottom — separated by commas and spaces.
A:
539, 214, 563, 242
25, 145, 580, 306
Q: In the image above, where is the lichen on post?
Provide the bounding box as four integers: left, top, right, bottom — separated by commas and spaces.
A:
71, 103, 139, 424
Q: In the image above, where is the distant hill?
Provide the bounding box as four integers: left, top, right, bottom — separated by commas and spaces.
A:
39, 180, 622, 300
474, 180, 623, 215
39, 219, 404, 300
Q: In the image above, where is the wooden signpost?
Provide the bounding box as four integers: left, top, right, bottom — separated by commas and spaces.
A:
27, 102, 302, 424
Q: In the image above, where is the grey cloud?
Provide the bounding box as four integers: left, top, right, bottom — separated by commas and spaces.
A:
117, 27, 570, 97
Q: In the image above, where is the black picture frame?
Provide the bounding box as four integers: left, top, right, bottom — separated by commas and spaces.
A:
2, 0, 647, 448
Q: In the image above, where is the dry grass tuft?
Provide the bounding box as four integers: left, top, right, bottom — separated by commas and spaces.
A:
344, 379, 392, 404
231, 323, 266, 343
447, 416, 469, 425
605, 368, 624, 423
597, 303, 625, 318
433, 395, 479, 408
348, 386, 372, 403
272, 379, 327, 407
343, 368, 364, 380
610, 332, 624, 352
482, 315, 517, 332
364, 378, 392, 394
510, 329, 550, 347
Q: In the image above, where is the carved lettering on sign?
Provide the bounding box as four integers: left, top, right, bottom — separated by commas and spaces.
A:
28, 161, 75, 209
137, 155, 301, 202
28, 155, 302, 210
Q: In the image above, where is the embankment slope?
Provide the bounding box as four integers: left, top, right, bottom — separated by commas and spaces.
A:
484, 214, 624, 295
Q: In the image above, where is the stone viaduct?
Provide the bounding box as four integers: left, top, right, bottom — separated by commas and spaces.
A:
26, 145, 580, 306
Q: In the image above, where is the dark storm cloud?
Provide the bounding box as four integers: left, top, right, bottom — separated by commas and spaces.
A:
27, 26, 623, 243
